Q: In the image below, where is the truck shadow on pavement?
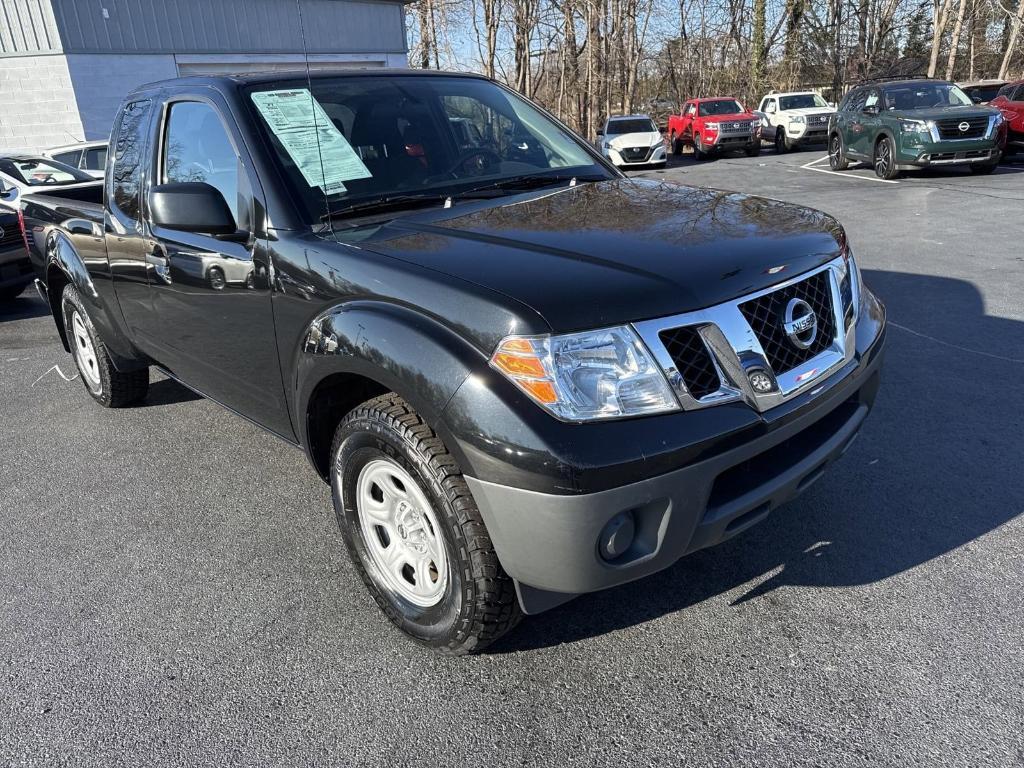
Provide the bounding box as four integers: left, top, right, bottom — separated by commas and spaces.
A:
0, 289, 50, 322
491, 270, 1024, 653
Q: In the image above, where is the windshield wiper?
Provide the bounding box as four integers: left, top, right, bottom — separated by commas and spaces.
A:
451, 173, 606, 200
320, 193, 448, 223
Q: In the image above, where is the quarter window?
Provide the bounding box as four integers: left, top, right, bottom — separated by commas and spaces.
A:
110, 100, 151, 224
162, 101, 239, 221
52, 150, 82, 167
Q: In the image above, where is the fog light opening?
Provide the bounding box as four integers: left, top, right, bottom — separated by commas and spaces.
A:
599, 510, 636, 562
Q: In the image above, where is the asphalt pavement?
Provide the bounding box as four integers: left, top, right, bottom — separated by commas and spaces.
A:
1, 148, 1023, 767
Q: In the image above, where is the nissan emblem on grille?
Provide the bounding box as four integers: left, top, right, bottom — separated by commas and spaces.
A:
782, 298, 818, 350
958, 122, 970, 132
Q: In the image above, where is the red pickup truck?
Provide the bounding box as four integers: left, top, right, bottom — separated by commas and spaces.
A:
991, 80, 1024, 156
668, 98, 761, 160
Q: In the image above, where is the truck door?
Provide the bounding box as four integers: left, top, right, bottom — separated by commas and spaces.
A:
142, 96, 293, 439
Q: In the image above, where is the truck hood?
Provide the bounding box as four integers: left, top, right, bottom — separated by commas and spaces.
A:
701, 112, 757, 123
330, 179, 845, 332
606, 131, 663, 148
889, 105, 999, 121
783, 107, 835, 118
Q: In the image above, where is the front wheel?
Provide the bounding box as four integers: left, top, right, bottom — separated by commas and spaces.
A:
745, 143, 761, 158
828, 133, 849, 170
774, 128, 788, 153
693, 134, 707, 160
671, 132, 682, 156
874, 135, 900, 180
61, 284, 149, 407
969, 160, 998, 175
331, 393, 521, 655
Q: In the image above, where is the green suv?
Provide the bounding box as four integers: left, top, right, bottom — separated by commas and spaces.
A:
828, 78, 1006, 179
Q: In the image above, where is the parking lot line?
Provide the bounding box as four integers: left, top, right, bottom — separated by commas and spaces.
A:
800, 154, 899, 184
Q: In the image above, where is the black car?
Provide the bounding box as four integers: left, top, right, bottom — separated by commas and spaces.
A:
0, 199, 31, 302
22, 70, 886, 654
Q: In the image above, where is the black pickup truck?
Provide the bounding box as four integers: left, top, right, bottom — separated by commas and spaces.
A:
20, 71, 886, 654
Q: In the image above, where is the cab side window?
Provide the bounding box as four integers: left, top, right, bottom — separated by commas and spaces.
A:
85, 146, 107, 171
863, 90, 880, 111
110, 99, 152, 225
162, 101, 239, 222
52, 150, 82, 168
763, 98, 777, 114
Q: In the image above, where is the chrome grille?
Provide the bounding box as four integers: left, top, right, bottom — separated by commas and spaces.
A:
936, 117, 988, 140
632, 257, 855, 415
658, 326, 721, 399
739, 271, 836, 375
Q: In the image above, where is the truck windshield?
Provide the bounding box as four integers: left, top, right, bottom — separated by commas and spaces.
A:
883, 83, 973, 110
779, 94, 829, 110
0, 156, 94, 186
245, 75, 612, 224
606, 118, 656, 134
698, 100, 744, 116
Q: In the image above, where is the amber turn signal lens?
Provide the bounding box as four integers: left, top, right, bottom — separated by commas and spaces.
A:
517, 378, 558, 404
492, 352, 546, 378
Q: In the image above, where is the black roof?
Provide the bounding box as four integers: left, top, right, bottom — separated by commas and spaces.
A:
130, 68, 489, 96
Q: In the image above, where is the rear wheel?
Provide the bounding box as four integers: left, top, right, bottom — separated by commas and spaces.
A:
61, 284, 149, 407
331, 393, 521, 655
208, 266, 226, 290
828, 133, 849, 170
874, 135, 900, 180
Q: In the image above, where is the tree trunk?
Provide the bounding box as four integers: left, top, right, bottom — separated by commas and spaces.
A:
945, 0, 968, 80
416, 0, 433, 69
999, 0, 1024, 79
751, 0, 766, 93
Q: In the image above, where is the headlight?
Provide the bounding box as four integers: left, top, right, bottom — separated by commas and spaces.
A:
705, 122, 720, 131
993, 113, 1005, 128
490, 327, 678, 421
790, 115, 806, 125
840, 247, 862, 324
899, 118, 930, 133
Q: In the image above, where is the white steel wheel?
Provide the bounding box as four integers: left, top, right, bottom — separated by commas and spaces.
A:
70, 309, 102, 393
354, 458, 449, 608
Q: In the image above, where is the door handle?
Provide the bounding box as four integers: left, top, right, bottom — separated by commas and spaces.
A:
147, 247, 172, 285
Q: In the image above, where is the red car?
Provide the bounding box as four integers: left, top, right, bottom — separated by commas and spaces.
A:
667, 97, 761, 160
991, 80, 1024, 157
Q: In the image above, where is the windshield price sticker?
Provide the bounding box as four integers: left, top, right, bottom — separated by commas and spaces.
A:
251, 89, 371, 194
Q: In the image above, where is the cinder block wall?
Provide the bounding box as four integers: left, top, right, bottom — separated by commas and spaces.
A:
0, 55, 85, 152
66, 54, 178, 143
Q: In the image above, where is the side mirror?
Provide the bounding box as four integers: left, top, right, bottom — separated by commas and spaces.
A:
971, 95, 982, 104
150, 182, 237, 236
863, 104, 880, 116
596, 128, 604, 136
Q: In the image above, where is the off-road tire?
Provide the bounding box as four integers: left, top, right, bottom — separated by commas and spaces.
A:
671, 132, 683, 156
745, 143, 761, 158
828, 133, 849, 170
331, 393, 521, 655
60, 284, 149, 407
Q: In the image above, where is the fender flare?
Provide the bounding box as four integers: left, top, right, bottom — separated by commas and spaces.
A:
44, 229, 143, 370
293, 300, 487, 477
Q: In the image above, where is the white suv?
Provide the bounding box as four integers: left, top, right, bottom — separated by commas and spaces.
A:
757, 92, 835, 152
598, 115, 666, 167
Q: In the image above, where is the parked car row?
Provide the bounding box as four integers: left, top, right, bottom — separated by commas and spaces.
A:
601, 77, 1020, 180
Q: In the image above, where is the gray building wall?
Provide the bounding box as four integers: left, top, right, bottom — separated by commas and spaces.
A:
1, 0, 410, 152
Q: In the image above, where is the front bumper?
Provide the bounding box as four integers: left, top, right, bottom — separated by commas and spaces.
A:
785, 122, 829, 143
606, 145, 667, 166
465, 295, 886, 614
